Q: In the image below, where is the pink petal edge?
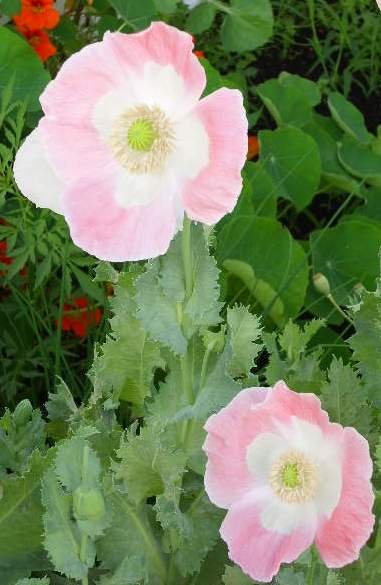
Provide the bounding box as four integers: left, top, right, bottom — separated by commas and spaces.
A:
315, 427, 375, 567
182, 88, 248, 224
61, 173, 178, 261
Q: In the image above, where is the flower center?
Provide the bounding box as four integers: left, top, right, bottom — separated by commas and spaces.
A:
127, 118, 157, 152
109, 105, 174, 174
281, 463, 301, 488
270, 451, 317, 503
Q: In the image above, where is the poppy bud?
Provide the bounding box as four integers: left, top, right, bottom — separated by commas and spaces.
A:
313, 273, 331, 297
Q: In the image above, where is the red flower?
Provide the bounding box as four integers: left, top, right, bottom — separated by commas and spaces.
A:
0, 240, 13, 266
191, 35, 205, 59
21, 29, 57, 61
14, 0, 60, 31
247, 135, 260, 160
56, 296, 102, 338
0, 240, 13, 278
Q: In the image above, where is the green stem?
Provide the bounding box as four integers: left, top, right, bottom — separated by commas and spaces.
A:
307, 548, 316, 585
80, 445, 89, 585
327, 294, 354, 326
182, 216, 193, 301
55, 238, 69, 377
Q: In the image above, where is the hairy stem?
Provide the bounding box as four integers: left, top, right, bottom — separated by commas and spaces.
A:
182, 216, 193, 301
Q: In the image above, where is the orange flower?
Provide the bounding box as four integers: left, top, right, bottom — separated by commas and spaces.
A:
191, 35, 205, 59
14, 0, 60, 31
55, 296, 102, 338
247, 135, 260, 160
21, 29, 57, 61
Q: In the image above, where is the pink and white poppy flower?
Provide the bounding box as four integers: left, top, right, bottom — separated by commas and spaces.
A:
203, 381, 374, 583
13, 22, 247, 261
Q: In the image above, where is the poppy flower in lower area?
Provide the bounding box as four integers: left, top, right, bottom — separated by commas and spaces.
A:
203, 381, 374, 583
20, 29, 57, 62
56, 297, 102, 338
13, 0, 60, 31
247, 134, 259, 159
14, 22, 247, 262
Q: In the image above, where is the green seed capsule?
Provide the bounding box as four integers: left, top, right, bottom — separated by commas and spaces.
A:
13, 399, 33, 427
312, 273, 331, 297
73, 486, 106, 521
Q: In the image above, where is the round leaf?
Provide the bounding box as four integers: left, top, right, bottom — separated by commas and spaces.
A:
217, 216, 308, 319
338, 135, 381, 181
186, 3, 216, 34
259, 127, 321, 210
257, 78, 313, 128
0, 27, 50, 111
310, 218, 381, 304
221, 0, 273, 53
328, 92, 371, 145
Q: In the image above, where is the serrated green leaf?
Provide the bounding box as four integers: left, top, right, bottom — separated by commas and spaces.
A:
0, 402, 46, 474
136, 260, 187, 355
176, 344, 240, 421
175, 492, 223, 576
275, 566, 305, 584
46, 378, 78, 422
97, 491, 167, 584
278, 319, 324, 363
265, 322, 325, 394
136, 225, 221, 354
114, 425, 186, 506
42, 468, 92, 580
0, 451, 52, 576
93, 261, 119, 284
159, 225, 222, 335
350, 290, 381, 406
226, 305, 262, 378
321, 357, 373, 436
54, 437, 101, 493
91, 269, 164, 406
97, 555, 146, 585
92, 316, 164, 406
222, 565, 252, 584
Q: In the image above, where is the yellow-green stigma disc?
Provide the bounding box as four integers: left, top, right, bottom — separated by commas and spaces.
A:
127, 118, 157, 152
282, 463, 301, 488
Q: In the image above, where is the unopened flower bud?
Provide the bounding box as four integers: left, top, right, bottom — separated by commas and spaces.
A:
13, 399, 33, 427
73, 486, 106, 521
313, 273, 331, 297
